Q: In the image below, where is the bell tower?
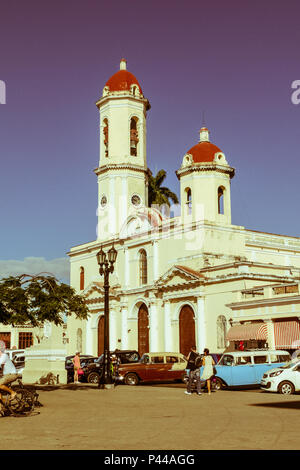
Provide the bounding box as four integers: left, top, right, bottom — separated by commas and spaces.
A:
95, 59, 151, 241
176, 127, 235, 225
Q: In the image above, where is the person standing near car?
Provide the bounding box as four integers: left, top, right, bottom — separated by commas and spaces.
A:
72, 352, 81, 384
0, 340, 18, 403
201, 348, 215, 395
185, 346, 202, 396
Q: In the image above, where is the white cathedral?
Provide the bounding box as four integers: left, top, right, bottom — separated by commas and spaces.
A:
66, 59, 300, 359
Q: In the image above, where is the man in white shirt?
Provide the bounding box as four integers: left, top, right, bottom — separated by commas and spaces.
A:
0, 341, 18, 401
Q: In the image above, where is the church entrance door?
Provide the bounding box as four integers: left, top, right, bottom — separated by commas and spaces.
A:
179, 305, 196, 357
138, 303, 149, 356
98, 315, 104, 357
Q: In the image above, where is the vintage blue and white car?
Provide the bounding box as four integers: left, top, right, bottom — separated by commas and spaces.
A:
214, 350, 291, 389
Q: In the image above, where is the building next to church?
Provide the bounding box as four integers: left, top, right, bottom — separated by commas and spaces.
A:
66, 59, 300, 359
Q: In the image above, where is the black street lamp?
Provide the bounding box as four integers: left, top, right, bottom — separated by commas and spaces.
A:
96, 244, 118, 388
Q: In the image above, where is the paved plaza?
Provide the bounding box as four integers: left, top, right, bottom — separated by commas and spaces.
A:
1, 383, 299, 451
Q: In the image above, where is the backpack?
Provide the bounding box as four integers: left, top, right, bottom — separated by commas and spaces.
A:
195, 355, 203, 368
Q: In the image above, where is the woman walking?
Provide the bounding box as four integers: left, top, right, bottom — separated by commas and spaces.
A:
201, 348, 215, 395
72, 352, 81, 384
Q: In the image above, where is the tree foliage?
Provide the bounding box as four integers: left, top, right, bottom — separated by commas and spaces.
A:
148, 169, 179, 207
0, 274, 89, 327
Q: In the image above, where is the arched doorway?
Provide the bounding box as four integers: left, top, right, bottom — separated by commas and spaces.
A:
179, 305, 196, 357
138, 303, 149, 356
98, 315, 105, 356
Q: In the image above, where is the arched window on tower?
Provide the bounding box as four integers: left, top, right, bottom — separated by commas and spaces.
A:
103, 118, 109, 157
217, 315, 227, 349
218, 186, 225, 214
130, 117, 139, 156
139, 249, 147, 285
80, 267, 85, 291
185, 188, 192, 215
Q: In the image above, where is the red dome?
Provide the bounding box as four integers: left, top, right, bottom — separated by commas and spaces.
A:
105, 70, 143, 94
187, 141, 222, 163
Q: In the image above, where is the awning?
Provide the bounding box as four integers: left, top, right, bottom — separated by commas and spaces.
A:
226, 323, 268, 341
274, 320, 300, 349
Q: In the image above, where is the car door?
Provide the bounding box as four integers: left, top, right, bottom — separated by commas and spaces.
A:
252, 354, 272, 383
232, 355, 256, 385
165, 355, 184, 381
146, 355, 166, 381
215, 355, 234, 385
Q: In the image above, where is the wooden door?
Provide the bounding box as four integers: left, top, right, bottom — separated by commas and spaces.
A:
138, 304, 149, 356
0, 332, 11, 349
179, 305, 196, 357
98, 315, 105, 357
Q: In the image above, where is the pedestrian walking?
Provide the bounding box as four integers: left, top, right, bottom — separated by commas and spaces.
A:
185, 346, 202, 396
72, 352, 81, 384
201, 348, 215, 395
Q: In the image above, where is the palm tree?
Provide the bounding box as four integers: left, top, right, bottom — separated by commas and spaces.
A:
148, 169, 179, 208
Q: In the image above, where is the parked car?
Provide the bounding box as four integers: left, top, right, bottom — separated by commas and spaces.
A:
13, 353, 26, 375
83, 350, 140, 384
214, 350, 291, 390
65, 355, 98, 383
6, 349, 25, 361
260, 358, 300, 394
116, 352, 187, 386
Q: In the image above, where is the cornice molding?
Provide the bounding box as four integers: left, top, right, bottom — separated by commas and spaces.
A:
176, 163, 235, 180
94, 164, 150, 177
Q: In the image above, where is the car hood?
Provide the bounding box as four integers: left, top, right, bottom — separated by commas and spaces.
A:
266, 366, 284, 375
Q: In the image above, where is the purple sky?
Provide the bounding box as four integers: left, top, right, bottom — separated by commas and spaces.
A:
0, 0, 299, 282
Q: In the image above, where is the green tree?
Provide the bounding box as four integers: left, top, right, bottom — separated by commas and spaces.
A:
148, 169, 179, 207
0, 274, 89, 327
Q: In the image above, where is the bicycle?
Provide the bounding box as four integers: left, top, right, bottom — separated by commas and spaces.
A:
0, 376, 37, 417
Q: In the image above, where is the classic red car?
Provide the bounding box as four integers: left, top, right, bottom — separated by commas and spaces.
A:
116, 352, 187, 385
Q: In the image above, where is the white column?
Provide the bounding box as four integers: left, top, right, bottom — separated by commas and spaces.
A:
109, 308, 118, 351
265, 319, 275, 350
124, 248, 130, 288
121, 176, 128, 232
164, 301, 172, 351
153, 240, 159, 282
10, 329, 18, 349
109, 176, 116, 234
121, 304, 128, 350
149, 302, 159, 351
197, 297, 206, 353
85, 314, 93, 355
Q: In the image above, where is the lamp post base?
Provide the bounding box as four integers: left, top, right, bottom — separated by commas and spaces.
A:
98, 383, 115, 390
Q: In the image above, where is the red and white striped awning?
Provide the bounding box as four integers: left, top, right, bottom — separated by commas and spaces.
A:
274, 320, 300, 349
226, 323, 268, 341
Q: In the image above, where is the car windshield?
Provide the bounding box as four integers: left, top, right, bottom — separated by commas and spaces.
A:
95, 354, 104, 363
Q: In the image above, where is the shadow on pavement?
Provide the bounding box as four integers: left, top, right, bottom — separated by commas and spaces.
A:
250, 401, 300, 410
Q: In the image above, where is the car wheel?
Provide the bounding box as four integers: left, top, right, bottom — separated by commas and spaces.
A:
124, 373, 139, 386
214, 377, 225, 391
278, 381, 295, 395
87, 372, 100, 384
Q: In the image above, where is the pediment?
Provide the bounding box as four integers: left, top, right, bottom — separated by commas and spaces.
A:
155, 265, 204, 290
83, 278, 120, 302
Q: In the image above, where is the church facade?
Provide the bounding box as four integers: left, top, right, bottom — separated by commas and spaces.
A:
66, 59, 300, 358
